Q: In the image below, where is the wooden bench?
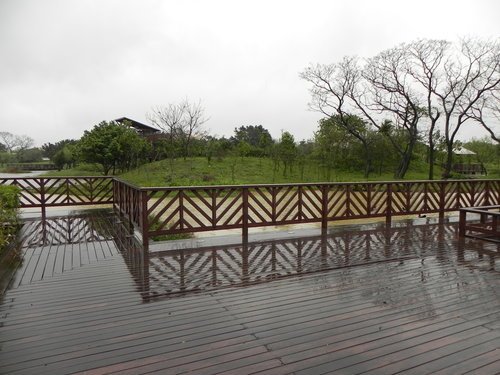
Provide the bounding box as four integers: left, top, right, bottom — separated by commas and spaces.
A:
459, 205, 500, 243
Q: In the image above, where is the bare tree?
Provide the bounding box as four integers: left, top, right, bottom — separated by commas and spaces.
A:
302, 49, 425, 179
0, 132, 17, 153
301, 57, 376, 178
363, 45, 425, 179
16, 135, 34, 151
407, 39, 450, 179
464, 94, 500, 143
148, 102, 186, 156
178, 100, 208, 159
433, 38, 499, 177
0, 132, 34, 153
148, 99, 207, 161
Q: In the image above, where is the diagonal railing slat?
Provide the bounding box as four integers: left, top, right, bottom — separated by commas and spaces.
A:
2, 177, 500, 251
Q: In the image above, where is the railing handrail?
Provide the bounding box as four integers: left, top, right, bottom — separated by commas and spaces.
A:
3, 175, 500, 189
114, 178, 500, 192
0, 176, 114, 180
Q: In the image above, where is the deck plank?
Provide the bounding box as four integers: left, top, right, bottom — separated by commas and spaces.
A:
0, 210, 499, 375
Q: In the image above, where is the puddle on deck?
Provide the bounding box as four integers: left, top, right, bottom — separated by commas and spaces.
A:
1, 208, 499, 302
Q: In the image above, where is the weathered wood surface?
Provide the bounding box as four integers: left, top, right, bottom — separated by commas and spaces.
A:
0, 210, 498, 375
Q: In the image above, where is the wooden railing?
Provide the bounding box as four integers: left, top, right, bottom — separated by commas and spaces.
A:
0, 177, 113, 219
142, 180, 500, 245
6, 163, 58, 171
2, 177, 500, 250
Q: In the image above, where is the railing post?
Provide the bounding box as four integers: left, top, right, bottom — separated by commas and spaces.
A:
141, 189, 149, 252
459, 209, 466, 237
40, 178, 46, 221
385, 183, 392, 226
484, 180, 490, 206
242, 187, 248, 242
179, 190, 184, 232
321, 184, 328, 235
439, 181, 445, 221
298, 185, 303, 221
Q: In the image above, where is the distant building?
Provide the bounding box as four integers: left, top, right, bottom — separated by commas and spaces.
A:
451, 147, 486, 175
115, 117, 161, 137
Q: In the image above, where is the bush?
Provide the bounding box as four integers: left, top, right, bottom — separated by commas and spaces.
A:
0, 185, 20, 253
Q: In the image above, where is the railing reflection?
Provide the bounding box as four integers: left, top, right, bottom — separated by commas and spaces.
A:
15, 210, 499, 302
19, 210, 115, 248
112, 217, 498, 301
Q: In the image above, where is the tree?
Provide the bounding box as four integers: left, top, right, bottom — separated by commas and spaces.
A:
0, 132, 34, 153
314, 116, 359, 179
78, 121, 149, 175
232, 125, 273, 157
301, 57, 377, 178
148, 99, 208, 160
465, 137, 499, 166
278, 131, 297, 177
52, 145, 77, 170
407, 39, 450, 179
42, 139, 78, 160
302, 37, 500, 179
363, 46, 425, 178
434, 38, 498, 177
179, 100, 208, 159
0, 132, 17, 153
16, 148, 43, 163
407, 38, 499, 178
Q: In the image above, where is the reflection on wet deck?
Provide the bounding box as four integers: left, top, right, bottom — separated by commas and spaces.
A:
0, 209, 499, 374
115, 217, 500, 299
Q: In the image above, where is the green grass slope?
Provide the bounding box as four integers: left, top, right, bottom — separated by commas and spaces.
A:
45, 157, 447, 187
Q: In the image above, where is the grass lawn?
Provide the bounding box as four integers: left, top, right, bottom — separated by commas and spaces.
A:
43, 157, 455, 186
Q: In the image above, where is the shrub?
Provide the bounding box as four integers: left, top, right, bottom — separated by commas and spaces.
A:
148, 215, 193, 241
0, 185, 20, 253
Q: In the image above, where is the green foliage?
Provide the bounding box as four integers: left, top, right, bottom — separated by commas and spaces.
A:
78, 121, 150, 175
42, 139, 78, 160
0, 185, 20, 253
16, 147, 43, 163
278, 131, 297, 177
0, 151, 15, 165
465, 137, 499, 165
149, 215, 193, 241
52, 145, 77, 171
232, 125, 274, 157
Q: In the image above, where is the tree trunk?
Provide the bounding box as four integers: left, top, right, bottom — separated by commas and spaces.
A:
361, 141, 371, 179
443, 143, 454, 179
394, 137, 417, 179
394, 152, 411, 179
428, 143, 435, 180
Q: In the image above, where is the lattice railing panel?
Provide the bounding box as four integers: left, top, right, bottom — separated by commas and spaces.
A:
300, 185, 323, 221
183, 189, 215, 229
147, 191, 180, 232
0, 178, 43, 207
443, 182, 459, 210
213, 188, 243, 227
348, 185, 369, 216
458, 181, 473, 208
488, 181, 500, 205
425, 182, 442, 212
248, 187, 274, 225
275, 186, 300, 222
369, 184, 389, 216
327, 185, 348, 218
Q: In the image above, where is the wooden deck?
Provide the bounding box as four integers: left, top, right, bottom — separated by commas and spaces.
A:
0, 210, 499, 374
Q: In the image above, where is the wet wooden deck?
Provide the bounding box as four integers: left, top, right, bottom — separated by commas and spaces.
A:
0, 210, 499, 374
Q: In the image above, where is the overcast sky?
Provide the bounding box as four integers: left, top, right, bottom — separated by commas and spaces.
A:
1, 0, 499, 146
